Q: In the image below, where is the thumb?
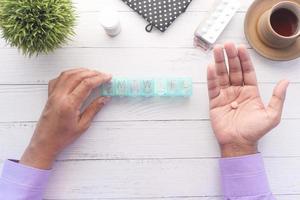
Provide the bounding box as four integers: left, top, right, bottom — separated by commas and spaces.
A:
79, 97, 111, 132
48, 78, 58, 97
267, 80, 289, 121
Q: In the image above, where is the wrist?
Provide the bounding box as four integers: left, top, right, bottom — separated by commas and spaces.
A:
20, 143, 56, 170
220, 143, 258, 158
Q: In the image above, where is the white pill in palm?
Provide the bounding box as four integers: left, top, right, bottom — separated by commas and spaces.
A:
231, 101, 239, 109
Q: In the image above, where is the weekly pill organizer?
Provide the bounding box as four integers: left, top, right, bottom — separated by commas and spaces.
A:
100, 78, 193, 97
194, 0, 240, 50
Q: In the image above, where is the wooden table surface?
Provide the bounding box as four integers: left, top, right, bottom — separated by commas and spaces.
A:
1, 0, 300, 199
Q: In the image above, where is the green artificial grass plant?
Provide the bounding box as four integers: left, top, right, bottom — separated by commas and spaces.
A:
0, 0, 76, 56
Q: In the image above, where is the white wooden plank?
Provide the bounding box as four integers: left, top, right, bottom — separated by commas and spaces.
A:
72, 0, 253, 12
42, 158, 300, 198
0, 84, 298, 122
0, 0, 266, 49
48, 198, 223, 200
68, 12, 247, 48
0, 0, 252, 48
0, 120, 300, 161
43, 198, 224, 200
0, 158, 299, 199
0, 12, 249, 48
261, 196, 300, 200
0, 48, 299, 84
0, 0, 297, 199
43, 196, 300, 200
0, 0, 265, 49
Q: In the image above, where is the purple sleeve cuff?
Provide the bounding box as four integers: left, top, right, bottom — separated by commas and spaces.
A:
1, 160, 51, 189
220, 153, 272, 198
0, 160, 51, 199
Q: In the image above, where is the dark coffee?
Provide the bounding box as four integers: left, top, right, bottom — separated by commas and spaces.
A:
270, 8, 298, 37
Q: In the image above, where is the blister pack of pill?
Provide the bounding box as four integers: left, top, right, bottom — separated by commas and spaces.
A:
100, 78, 193, 97
194, 0, 240, 50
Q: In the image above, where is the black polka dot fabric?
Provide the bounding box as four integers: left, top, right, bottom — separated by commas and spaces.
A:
122, 0, 192, 32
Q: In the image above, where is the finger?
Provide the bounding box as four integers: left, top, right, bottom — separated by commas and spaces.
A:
207, 64, 220, 100
238, 45, 258, 86
58, 68, 87, 80
64, 70, 101, 93
71, 74, 112, 108
267, 80, 289, 121
55, 68, 89, 92
48, 78, 58, 96
79, 97, 111, 132
224, 42, 243, 86
213, 45, 230, 88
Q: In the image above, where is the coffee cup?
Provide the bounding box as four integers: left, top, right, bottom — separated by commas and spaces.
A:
257, 1, 300, 49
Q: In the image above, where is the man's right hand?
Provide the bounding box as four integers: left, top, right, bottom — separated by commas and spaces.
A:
20, 68, 112, 169
207, 42, 289, 157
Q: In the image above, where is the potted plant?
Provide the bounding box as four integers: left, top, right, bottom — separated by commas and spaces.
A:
0, 0, 76, 56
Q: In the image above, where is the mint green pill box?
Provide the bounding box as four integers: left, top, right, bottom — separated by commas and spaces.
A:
100, 78, 193, 97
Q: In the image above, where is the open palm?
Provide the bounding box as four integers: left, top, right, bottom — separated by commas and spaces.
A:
207, 43, 289, 156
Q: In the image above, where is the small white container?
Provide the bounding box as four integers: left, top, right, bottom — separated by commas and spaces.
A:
100, 8, 121, 37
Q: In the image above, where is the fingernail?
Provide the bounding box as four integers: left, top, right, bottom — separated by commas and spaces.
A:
281, 79, 290, 87
286, 80, 290, 85
105, 73, 112, 79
